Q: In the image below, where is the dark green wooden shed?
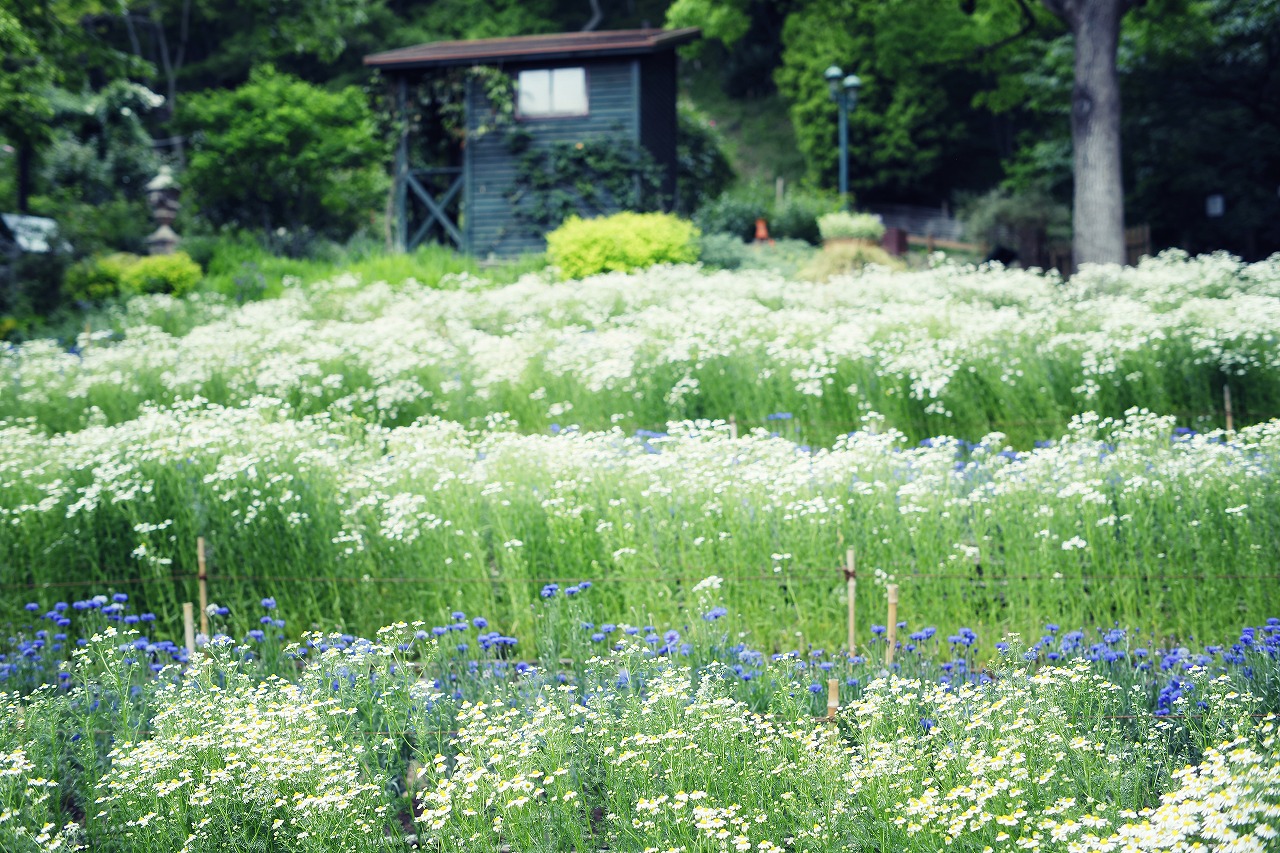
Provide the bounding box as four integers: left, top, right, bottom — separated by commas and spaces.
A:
364, 28, 700, 258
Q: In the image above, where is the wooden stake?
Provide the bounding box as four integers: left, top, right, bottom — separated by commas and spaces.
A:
776, 176, 785, 207
845, 548, 857, 655
197, 536, 208, 637
183, 602, 195, 657
826, 678, 839, 721
885, 584, 899, 667
728, 414, 738, 441
1224, 384, 1234, 436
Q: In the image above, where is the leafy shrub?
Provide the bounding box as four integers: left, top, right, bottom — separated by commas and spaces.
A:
961, 188, 1070, 247
62, 251, 202, 301
61, 253, 141, 302
698, 231, 753, 270
799, 241, 901, 281
675, 101, 735, 214
818, 211, 886, 242
119, 252, 203, 296
546, 212, 699, 280
179, 66, 388, 240
693, 190, 769, 242
771, 192, 838, 244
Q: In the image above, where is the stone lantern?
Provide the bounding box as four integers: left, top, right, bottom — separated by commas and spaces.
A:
145, 166, 181, 255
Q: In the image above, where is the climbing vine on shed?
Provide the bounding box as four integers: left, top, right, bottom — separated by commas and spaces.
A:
505, 126, 667, 235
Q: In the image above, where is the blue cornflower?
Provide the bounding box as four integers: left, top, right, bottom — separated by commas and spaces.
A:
540, 584, 559, 598
664, 630, 680, 644
452, 611, 466, 621
472, 617, 488, 629
247, 629, 265, 642
112, 593, 129, 603
24, 603, 39, 612
261, 597, 277, 610
703, 607, 728, 621
807, 683, 822, 694
565, 585, 580, 596
591, 633, 605, 642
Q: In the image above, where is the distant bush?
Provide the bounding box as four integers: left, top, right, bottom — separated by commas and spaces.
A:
119, 252, 203, 296
693, 191, 769, 242
771, 192, 838, 245
799, 241, 901, 281
547, 213, 699, 280
179, 66, 388, 240
698, 231, 753, 270
818, 211, 886, 242
62, 251, 202, 302
61, 253, 142, 302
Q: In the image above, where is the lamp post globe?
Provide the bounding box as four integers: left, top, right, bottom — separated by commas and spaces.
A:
825, 65, 844, 96
825, 66, 856, 208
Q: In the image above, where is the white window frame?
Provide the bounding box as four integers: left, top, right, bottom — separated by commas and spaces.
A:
516, 67, 589, 119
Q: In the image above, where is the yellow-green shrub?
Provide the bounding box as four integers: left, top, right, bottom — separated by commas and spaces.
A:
63, 251, 202, 301
546, 212, 699, 280
119, 251, 203, 296
61, 253, 142, 302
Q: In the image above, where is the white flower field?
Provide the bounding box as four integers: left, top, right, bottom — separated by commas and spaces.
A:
1, 253, 1278, 852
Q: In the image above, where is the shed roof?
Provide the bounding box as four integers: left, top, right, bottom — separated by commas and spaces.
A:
364, 27, 700, 72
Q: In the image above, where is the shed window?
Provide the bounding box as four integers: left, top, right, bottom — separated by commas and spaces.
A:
517, 67, 588, 117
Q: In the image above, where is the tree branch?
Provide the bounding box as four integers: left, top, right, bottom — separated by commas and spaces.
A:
971, 0, 1042, 60
582, 0, 603, 31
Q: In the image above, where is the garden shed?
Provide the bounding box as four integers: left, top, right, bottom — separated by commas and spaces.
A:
364, 27, 700, 257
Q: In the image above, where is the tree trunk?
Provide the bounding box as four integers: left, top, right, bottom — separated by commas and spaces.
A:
1044, 0, 1130, 266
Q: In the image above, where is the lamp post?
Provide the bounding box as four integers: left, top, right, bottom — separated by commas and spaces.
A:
824, 66, 861, 209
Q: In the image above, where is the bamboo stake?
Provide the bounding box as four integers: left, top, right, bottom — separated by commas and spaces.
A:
1224, 384, 1234, 437
885, 584, 899, 667
845, 548, 857, 655
183, 602, 195, 657
728, 414, 738, 441
197, 536, 208, 637
826, 678, 839, 721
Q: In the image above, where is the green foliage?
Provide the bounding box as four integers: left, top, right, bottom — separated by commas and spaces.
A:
692, 189, 769, 242
119, 252, 203, 296
664, 0, 751, 53
697, 231, 753, 270
546, 212, 699, 280
770, 191, 838, 244
0, 6, 53, 151
818, 210, 886, 242
62, 251, 202, 303
507, 130, 666, 235
61, 253, 141, 303
961, 188, 1071, 247
799, 241, 902, 281
179, 66, 388, 240
675, 100, 735, 214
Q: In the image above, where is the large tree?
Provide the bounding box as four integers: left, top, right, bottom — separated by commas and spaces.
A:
1041, 0, 1140, 265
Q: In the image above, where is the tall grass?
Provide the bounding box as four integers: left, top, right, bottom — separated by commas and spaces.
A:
2, 404, 1276, 648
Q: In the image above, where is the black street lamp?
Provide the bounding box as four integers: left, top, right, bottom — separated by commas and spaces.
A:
824, 66, 861, 209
